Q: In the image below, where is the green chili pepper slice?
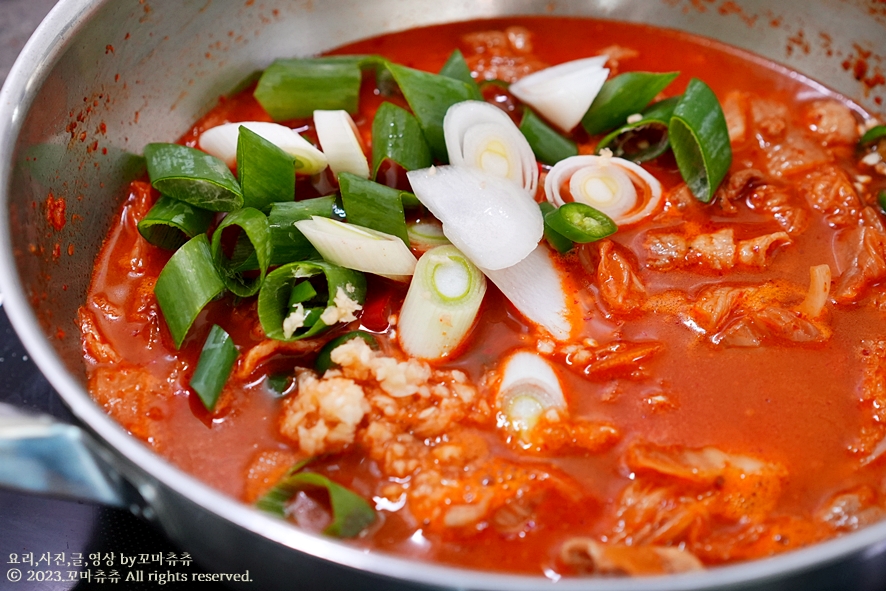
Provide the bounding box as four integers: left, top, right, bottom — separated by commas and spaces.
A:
544, 202, 617, 243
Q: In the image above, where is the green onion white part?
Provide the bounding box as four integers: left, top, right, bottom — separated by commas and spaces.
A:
398, 245, 486, 360
407, 220, 451, 253
314, 110, 370, 178
482, 244, 572, 341
497, 351, 566, 440
294, 216, 416, 281
406, 166, 543, 271
198, 121, 328, 174
544, 154, 663, 226
443, 100, 538, 195
508, 56, 609, 133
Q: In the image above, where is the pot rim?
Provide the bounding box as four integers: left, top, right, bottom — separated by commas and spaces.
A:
2, 1, 886, 589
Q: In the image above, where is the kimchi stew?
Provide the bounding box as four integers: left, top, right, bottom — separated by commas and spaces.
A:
78, 17, 886, 577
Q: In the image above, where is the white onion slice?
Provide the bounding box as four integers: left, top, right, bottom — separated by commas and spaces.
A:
444, 101, 538, 195
406, 166, 543, 271
398, 245, 486, 360
497, 351, 566, 437
545, 155, 663, 226
508, 56, 609, 133
293, 216, 416, 280
482, 244, 572, 340
198, 121, 328, 174
313, 110, 370, 178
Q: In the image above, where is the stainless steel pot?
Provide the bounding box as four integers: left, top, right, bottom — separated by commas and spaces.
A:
1, 1, 885, 589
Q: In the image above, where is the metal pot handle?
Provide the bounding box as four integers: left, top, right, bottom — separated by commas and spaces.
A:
0, 401, 139, 507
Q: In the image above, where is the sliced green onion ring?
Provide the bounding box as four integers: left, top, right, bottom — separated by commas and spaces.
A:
338, 172, 409, 245
258, 260, 366, 341
256, 461, 377, 538
370, 102, 432, 177
386, 63, 483, 161
669, 78, 732, 203
237, 126, 295, 212
544, 155, 663, 227
539, 202, 573, 254
582, 71, 679, 136
444, 100, 538, 194
254, 58, 363, 121
144, 143, 243, 212
315, 330, 379, 374
439, 49, 480, 93
596, 96, 680, 163
154, 234, 225, 349
137, 195, 214, 250
496, 351, 566, 441
294, 216, 417, 280
398, 245, 486, 360
190, 325, 239, 412
878, 190, 886, 215
268, 196, 336, 266
519, 108, 578, 166
210, 207, 271, 297
544, 202, 617, 243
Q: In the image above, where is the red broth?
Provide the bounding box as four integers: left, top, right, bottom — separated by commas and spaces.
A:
79, 17, 886, 576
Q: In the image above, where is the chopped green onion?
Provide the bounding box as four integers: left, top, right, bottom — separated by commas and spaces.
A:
879, 190, 886, 215
210, 207, 271, 297
339, 172, 409, 245
509, 56, 609, 133
256, 461, 376, 538
314, 110, 370, 178
144, 143, 243, 212
539, 202, 573, 253
294, 217, 417, 280
860, 125, 886, 148
189, 325, 238, 412
268, 196, 336, 266
497, 351, 566, 441
137, 195, 214, 250
370, 102, 432, 177
596, 96, 679, 163
519, 107, 578, 166
386, 63, 483, 161
439, 49, 480, 94
407, 219, 451, 252
582, 71, 679, 136
265, 373, 293, 397
258, 260, 366, 341
200, 122, 328, 175
669, 78, 732, 203
237, 126, 295, 212
254, 58, 362, 121
544, 202, 617, 243
288, 280, 318, 304
154, 234, 225, 349
398, 245, 486, 360
315, 330, 379, 374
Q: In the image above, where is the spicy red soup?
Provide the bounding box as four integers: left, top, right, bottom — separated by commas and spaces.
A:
79, 17, 886, 577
